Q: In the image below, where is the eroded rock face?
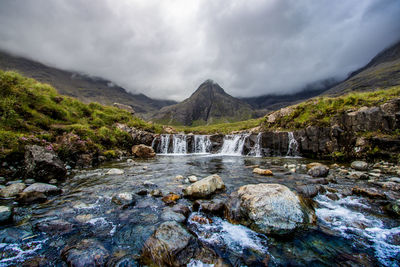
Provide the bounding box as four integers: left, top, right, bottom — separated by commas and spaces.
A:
226, 183, 315, 235
183, 174, 225, 199
131, 145, 156, 158
140, 221, 198, 266
24, 145, 67, 182
61, 239, 109, 267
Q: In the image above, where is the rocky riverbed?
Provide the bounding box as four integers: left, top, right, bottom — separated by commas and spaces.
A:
0, 155, 399, 266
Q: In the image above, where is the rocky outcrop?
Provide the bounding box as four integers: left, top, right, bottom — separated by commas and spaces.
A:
131, 144, 156, 158
115, 123, 155, 146
113, 103, 135, 114
226, 183, 315, 235
183, 174, 225, 199
24, 145, 67, 182
140, 221, 198, 266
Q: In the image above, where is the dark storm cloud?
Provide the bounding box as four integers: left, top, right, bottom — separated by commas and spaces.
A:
0, 0, 399, 100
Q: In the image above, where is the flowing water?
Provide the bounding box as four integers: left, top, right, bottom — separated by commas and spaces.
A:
0, 155, 399, 266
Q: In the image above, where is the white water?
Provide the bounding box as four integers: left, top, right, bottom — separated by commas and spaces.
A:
172, 134, 187, 154
249, 133, 262, 157
287, 132, 299, 157
193, 135, 212, 154
159, 134, 170, 154
219, 134, 249, 156
315, 195, 400, 266
188, 212, 268, 254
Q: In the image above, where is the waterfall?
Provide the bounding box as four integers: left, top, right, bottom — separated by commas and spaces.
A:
193, 135, 211, 154
159, 134, 170, 154
172, 134, 187, 154
254, 133, 262, 157
219, 134, 249, 156
287, 132, 299, 156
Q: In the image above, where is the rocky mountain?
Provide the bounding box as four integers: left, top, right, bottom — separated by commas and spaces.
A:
153, 80, 255, 126
324, 40, 400, 95
0, 50, 176, 114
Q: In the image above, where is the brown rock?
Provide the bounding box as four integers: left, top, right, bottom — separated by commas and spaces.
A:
253, 168, 273, 176
352, 187, 386, 199
131, 144, 156, 158
162, 193, 180, 205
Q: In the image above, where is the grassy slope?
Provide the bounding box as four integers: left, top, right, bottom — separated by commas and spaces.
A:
0, 70, 162, 158
262, 86, 400, 130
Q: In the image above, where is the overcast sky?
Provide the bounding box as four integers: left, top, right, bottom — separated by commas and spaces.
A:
0, 0, 399, 100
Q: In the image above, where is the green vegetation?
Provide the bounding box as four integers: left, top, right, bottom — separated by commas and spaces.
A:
263, 86, 400, 130
174, 118, 263, 134
0, 70, 162, 158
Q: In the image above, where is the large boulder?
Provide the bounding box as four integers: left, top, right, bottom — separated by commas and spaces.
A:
131, 144, 156, 158
24, 145, 67, 182
351, 161, 369, 171
0, 183, 26, 198
140, 221, 198, 266
61, 239, 109, 267
307, 164, 329, 177
17, 183, 61, 203
0, 206, 12, 224
226, 183, 315, 235
183, 174, 225, 199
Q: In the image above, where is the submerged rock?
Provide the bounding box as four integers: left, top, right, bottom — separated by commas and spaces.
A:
307, 165, 329, 177
351, 161, 369, 171
0, 183, 26, 198
253, 168, 273, 176
36, 219, 74, 235
161, 210, 186, 223
24, 145, 67, 182
140, 221, 198, 266
0, 206, 12, 224
183, 174, 225, 199
62, 239, 109, 267
112, 192, 136, 208
226, 183, 315, 235
131, 144, 156, 158
106, 168, 124, 175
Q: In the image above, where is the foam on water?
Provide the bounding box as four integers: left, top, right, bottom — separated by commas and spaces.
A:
315, 195, 400, 266
188, 212, 268, 254
0, 239, 47, 265
187, 259, 214, 267
218, 134, 249, 156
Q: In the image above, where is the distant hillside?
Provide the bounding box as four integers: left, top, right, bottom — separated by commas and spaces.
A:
324, 40, 400, 95
241, 78, 338, 111
153, 80, 255, 126
0, 51, 176, 114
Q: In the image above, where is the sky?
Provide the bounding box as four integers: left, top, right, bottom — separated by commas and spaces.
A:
0, 0, 399, 101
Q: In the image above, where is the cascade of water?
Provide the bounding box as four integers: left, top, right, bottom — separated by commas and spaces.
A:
219, 134, 249, 155
254, 133, 262, 157
287, 132, 299, 156
159, 134, 170, 154
193, 135, 212, 154
172, 134, 187, 154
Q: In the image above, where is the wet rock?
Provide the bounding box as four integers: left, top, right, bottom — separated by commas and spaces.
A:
326, 193, 340, 201
140, 221, 198, 266
351, 161, 369, 171
388, 177, 400, 183
348, 171, 369, 180
309, 178, 329, 185
191, 214, 213, 224
12, 207, 32, 225
75, 214, 93, 223
142, 181, 156, 188
183, 174, 225, 199
106, 168, 124, 175
17, 191, 47, 204
253, 168, 273, 176
193, 199, 225, 215
385, 200, 400, 217
306, 162, 323, 170
126, 158, 134, 164
0, 226, 33, 243
162, 193, 180, 205
131, 144, 156, 158
24, 179, 35, 185
0, 177, 5, 184
161, 210, 186, 223
188, 175, 198, 183
296, 185, 320, 198
136, 189, 148, 196
150, 189, 163, 197
175, 175, 184, 180
0, 206, 12, 224
380, 181, 400, 191
112, 193, 136, 208
307, 165, 329, 177
24, 145, 67, 182
171, 204, 191, 218
23, 183, 61, 195
62, 239, 110, 267
36, 219, 74, 235
48, 179, 57, 184
0, 183, 26, 198
351, 187, 386, 199
226, 183, 315, 235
